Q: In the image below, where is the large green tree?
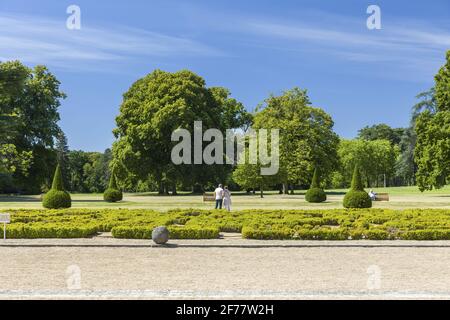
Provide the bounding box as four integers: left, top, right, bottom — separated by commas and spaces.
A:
415, 51, 450, 190
0, 60, 66, 193
358, 124, 405, 146
112, 69, 251, 193
251, 87, 339, 193
337, 139, 399, 187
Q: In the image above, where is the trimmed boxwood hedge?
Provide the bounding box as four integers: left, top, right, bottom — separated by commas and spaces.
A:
343, 190, 372, 209
103, 173, 123, 202
0, 224, 97, 238
111, 225, 219, 239
5, 208, 450, 240
43, 190, 72, 209
343, 166, 372, 208
305, 168, 327, 203
103, 188, 123, 202
305, 188, 327, 203
42, 164, 72, 209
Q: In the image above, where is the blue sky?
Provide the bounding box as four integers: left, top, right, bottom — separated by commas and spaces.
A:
1, 0, 449, 151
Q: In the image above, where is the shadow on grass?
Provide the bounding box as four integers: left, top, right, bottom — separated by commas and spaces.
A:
325, 191, 347, 196
71, 200, 107, 203
0, 196, 40, 202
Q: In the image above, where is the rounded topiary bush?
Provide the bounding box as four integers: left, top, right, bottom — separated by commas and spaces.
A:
305, 168, 327, 203
103, 172, 122, 202
343, 190, 372, 208
305, 187, 327, 203
43, 189, 72, 209
42, 164, 72, 209
343, 165, 372, 208
104, 188, 123, 202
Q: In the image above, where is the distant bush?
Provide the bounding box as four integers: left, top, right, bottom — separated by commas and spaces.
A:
343, 166, 372, 208
103, 173, 122, 202
42, 164, 71, 209
305, 188, 327, 203
42, 190, 72, 209
103, 188, 123, 202
305, 168, 327, 203
343, 191, 372, 209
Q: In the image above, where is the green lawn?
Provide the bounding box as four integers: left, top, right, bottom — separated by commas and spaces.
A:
0, 185, 448, 211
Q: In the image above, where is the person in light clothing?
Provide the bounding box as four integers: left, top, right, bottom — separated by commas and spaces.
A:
214, 184, 224, 209
369, 189, 377, 201
223, 186, 232, 212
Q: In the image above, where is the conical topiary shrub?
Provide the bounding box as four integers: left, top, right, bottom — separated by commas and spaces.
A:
305, 167, 327, 203
343, 165, 372, 208
103, 172, 123, 202
42, 164, 72, 209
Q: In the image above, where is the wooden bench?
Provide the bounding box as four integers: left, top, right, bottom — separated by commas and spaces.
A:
203, 193, 216, 202
374, 193, 389, 201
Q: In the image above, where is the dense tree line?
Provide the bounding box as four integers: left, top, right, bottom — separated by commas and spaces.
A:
1, 51, 449, 194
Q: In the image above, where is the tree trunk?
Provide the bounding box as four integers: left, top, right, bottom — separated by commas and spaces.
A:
158, 181, 164, 195
260, 184, 264, 198
172, 184, 177, 195
283, 183, 289, 195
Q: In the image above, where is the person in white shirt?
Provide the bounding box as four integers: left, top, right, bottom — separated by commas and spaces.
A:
368, 189, 377, 201
223, 186, 232, 212
214, 184, 224, 209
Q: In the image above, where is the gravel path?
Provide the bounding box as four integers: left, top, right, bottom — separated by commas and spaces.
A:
2, 236, 450, 299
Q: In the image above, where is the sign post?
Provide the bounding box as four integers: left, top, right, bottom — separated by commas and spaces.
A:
0, 213, 10, 240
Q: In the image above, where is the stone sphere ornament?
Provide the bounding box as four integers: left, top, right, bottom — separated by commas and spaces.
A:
152, 226, 169, 244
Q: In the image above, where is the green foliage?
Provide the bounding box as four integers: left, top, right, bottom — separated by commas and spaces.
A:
103, 172, 123, 202
252, 87, 339, 186
111, 225, 219, 239
112, 69, 251, 192
343, 166, 372, 208
415, 50, 450, 191
0, 60, 66, 194
0, 144, 32, 175
350, 166, 364, 191
305, 188, 327, 203
42, 190, 72, 209
108, 171, 119, 189
4, 208, 450, 240
66, 149, 111, 193
232, 146, 279, 198
343, 190, 372, 209
337, 139, 399, 187
42, 164, 71, 209
103, 188, 123, 203
51, 164, 64, 191
358, 124, 405, 145
305, 168, 327, 203
435, 51, 450, 113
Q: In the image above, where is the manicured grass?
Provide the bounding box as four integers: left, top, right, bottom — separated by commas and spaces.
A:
0, 185, 448, 211
3, 208, 450, 240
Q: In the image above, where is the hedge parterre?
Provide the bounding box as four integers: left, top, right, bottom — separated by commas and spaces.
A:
2, 208, 450, 240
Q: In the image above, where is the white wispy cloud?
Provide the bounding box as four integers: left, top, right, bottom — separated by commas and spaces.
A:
244, 17, 450, 65
0, 13, 222, 70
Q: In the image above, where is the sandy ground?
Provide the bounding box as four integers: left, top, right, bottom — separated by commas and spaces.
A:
2, 235, 450, 299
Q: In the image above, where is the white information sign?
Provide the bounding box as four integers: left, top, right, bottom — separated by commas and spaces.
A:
0, 213, 10, 240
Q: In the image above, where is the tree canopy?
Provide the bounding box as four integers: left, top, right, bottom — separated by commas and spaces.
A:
112, 69, 251, 193
415, 50, 450, 190
0, 61, 66, 193
251, 88, 339, 190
